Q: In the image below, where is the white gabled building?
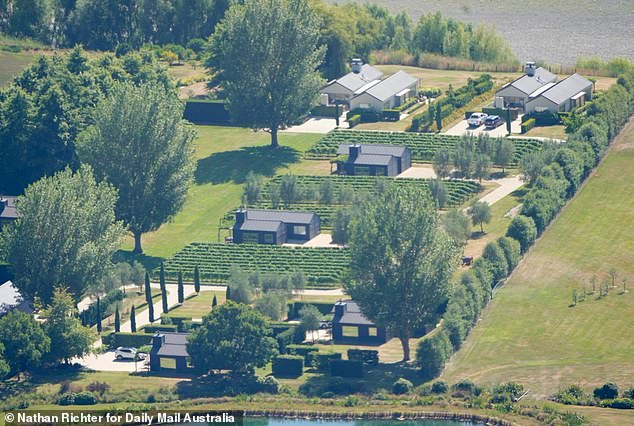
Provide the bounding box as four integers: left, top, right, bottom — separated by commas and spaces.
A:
495, 62, 557, 110
320, 59, 383, 105
349, 70, 418, 112
525, 73, 593, 114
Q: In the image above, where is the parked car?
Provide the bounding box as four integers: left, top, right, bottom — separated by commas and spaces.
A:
468, 112, 488, 127
115, 347, 145, 360
319, 320, 332, 329
485, 115, 503, 129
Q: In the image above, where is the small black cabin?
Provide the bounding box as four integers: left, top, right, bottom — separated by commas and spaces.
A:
336, 144, 411, 177
331, 300, 388, 344
233, 209, 320, 245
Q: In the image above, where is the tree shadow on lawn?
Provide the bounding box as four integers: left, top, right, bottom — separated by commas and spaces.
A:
0, 364, 85, 401
195, 145, 301, 185
113, 250, 164, 274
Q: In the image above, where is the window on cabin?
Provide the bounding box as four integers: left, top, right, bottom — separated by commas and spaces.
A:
263, 233, 274, 243
354, 166, 370, 175
293, 225, 307, 236
342, 326, 359, 337
368, 327, 378, 337
375, 167, 387, 176
242, 232, 259, 243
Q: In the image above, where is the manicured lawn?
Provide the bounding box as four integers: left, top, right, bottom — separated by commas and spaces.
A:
121, 126, 323, 259
443, 123, 634, 400
168, 290, 226, 318
0, 50, 37, 87
524, 124, 568, 140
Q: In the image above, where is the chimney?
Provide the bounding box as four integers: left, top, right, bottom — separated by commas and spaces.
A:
351, 58, 363, 74
152, 333, 165, 350
334, 301, 347, 317
348, 144, 361, 160
235, 208, 247, 224
525, 61, 536, 77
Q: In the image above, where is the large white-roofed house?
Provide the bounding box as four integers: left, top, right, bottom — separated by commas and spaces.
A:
525, 73, 593, 114
349, 70, 418, 112
320, 59, 383, 105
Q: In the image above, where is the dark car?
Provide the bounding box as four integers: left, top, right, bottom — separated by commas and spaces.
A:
485, 115, 503, 129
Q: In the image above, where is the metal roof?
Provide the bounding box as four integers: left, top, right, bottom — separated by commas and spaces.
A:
0, 196, 18, 220
540, 73, 592, 105
0, 281, 30, 315
154, 332, 190, 358
336, 143, 408, 157
332, 300, 376, 326
330, 64, 383, 92
362, 71, 418, 102
242, 209, 316, 224
239, 219, 283, 233
352, 154, 393, 166
502, 67, 557, 96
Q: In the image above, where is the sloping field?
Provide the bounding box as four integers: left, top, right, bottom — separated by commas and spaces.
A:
328, 0, 634, 65
442, 120, 634, 401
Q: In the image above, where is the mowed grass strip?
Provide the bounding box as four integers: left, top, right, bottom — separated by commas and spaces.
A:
121, 126, 323, 259
442, 123, 634, 399
169, 290, 226, 319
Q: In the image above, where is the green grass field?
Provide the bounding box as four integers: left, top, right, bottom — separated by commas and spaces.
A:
169, 290, 226, 318
121, 127, 323, 261
442, 123, 634, 407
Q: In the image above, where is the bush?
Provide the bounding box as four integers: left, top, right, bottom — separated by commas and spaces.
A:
521, 118, 536, 134
420, 87, 442, 98
73, 391, 97, 405
392, 378, 414, 395
347, 109, 381, 123
594, 382, 619, 400
298, 376, 355, 397
314, 352, 342, 372
415, 331, 452, 380
143, 324, 178, 333
330, 359, 363, 378
287, 302, 332, 318
347, 349, 379, 366
506, 216, 538, 254
624, 387, 634, 399
496, 236, 521, 271
86, 382, 109, 396
275, 327, 298, 353
523, 111, 561, 126
311, 105, 339, 117
431, 381, 449, 394
57, 393, 75, 406
286, 344, 319, 362
257, 376, 279, 394
452, 379, 480, 395
604, 398, 634, 409
348, 114, 361, 128
272, 355, 304, 378
554, 384, 590, 405
382, 109, 401, 121
481, 241, 509, 282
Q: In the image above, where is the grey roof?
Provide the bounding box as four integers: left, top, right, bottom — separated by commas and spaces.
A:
0, 197, 18, 220
239, 219, 283, 233
362, 71, 417, 102
154, 332, 189, 358
501, 67, 557, 96
539, 74, 592, 105
353, 154, 393, 166
330, 64, 383, 92
332, 300, 375, 326
337, 143, 407, 157
241, 209, 316, 225
0, 281, 31, 315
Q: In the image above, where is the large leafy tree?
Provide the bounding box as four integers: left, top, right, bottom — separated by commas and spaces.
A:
207, 0, 325, 147
43, 287, 96, 364
0, 310, 50, 380
188, 301, 278, 374
76, 82, 195, 253
1, 166, 125, 304
346, 186, 459, 361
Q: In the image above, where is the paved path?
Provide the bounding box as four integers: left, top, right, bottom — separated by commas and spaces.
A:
444, 117, 522, 137
397, 165, 437, 179
281, 113, 346, 134
477, 175, 524, 206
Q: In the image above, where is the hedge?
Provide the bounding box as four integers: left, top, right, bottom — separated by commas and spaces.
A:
163, 314, 193, 331
272, 355, 304, 378
521, 118, 536, 134
312, 352, 342, 372
311, 105, 339, 117
330, 359, 363, 378
420, 87, 442, 98
482, 107, 520, 121
523, 111, 561, 126
142, 324, 178, 333
286, 344, 319, 362
276, 327, 303, 353
182, 100, 231, 125
108, 332, 152, 349
347, 349, 379, 366
348, 114, 361, 128
382, 109, 400, 121
287, 302, 332, 319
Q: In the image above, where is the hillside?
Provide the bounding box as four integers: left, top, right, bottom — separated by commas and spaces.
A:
328, 0, 634, 65
442, 120, 634, 404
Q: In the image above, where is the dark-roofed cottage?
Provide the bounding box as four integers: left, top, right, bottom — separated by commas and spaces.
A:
320, 59, 384, 106
350, 70, 418, 112
233, 209, 320, 245
495, 62, 557, 110
149, 332, 191, 373
336, 143, 411, 177
331, 300, 387, 344
0, 196, 18, 231
525, 73, 593, 114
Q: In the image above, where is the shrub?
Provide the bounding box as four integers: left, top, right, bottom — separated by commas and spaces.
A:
506, 216, 538, 254
348, 114, 361, 128
298, 376, 355, 397
311, 105, 339, 117
73, 391, 97, 405
554, 384, 589, 405
496, 236, 521, 271
275, 327, 298, 353
315, 352, 342, 372
272, 355, 304, 378
86, 382, 109, 396
143, 324, 178, 333
382, 109, 401, 121
415, 331, 452, 380
431, 381, 449, 394
286, 344, 319, 362
420, 87, 442, 98
183, 100, 231, 125
605, 398, 634, 409
624, 387, 634, 399
593, 382, 619, 400
452, 379, 480, 394
258, 376, 279, 394
521, 118, 536, 134
109, 332, 152, 349
330, 359, 363, 378
392, 378, 414, 395
347, 349, 379, 365
57, 393, 75, 406
481, 241, 509, 282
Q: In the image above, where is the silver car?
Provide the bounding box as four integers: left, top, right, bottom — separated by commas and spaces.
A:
468, 112, 488, 127
115, 347, 146, 360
